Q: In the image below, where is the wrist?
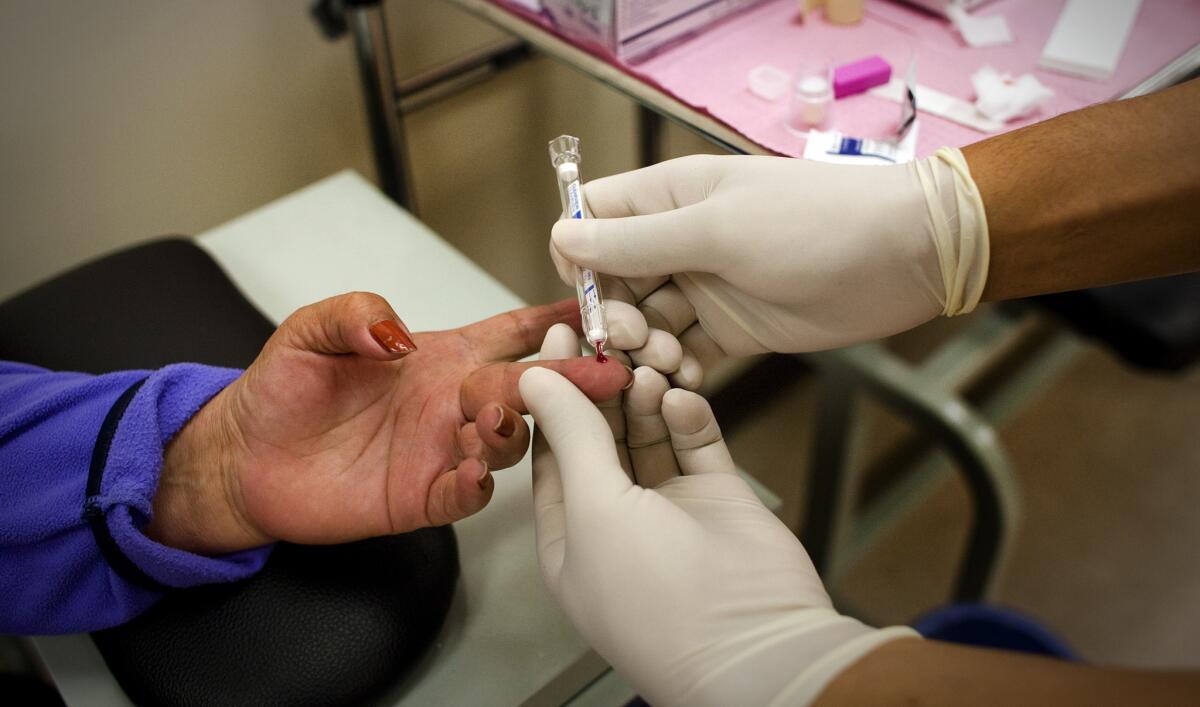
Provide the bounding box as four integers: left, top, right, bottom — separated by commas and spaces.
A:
145, 383, 271, 555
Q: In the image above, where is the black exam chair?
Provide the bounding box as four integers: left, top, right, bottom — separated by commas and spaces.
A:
0, 238, 459, 707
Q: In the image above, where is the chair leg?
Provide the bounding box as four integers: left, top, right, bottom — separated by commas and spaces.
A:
801, 367, 858, 574
804, 345, 1020, 602
874, 394, 1017, 601
917, 401, 1015, 601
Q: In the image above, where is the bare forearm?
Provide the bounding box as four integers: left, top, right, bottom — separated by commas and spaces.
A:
816, 637, 1200, 706
965, 78, 1200, 301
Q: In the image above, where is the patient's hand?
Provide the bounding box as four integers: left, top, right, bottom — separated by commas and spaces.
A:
147, 293, 640, 554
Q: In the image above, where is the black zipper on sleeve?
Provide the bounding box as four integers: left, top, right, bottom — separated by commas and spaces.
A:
82, 378, 170, 592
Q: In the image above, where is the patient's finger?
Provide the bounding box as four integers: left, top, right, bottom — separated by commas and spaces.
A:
464, 299, 580, 362
460, 356, 632, 419
470, 402, 533, 470
424, 457, 494, 527
624, 367, 680, 488
629, 328, 683, 374
278, 291, 415, 362
639, 282, 696, 336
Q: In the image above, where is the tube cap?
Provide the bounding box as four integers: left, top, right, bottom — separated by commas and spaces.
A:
548, 135, 581, 167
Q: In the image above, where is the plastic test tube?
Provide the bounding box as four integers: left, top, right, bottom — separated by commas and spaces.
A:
548, 135, 609, 360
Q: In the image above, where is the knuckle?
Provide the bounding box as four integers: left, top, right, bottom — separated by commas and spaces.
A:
345, 290, 388, 316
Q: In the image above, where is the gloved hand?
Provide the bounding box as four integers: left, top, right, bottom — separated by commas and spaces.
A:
550, 149, 989, 357
522, 328, 918, 707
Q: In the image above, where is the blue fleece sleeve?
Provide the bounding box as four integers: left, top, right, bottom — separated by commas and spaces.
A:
0, 361, 273, 634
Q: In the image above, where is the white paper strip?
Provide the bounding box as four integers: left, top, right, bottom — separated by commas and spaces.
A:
1039, 0, 1142, 81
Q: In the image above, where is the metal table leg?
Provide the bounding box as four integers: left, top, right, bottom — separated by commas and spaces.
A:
348, 1, 416, 211
637, 105, 662, 167
801, 365, 859, 574
804, 339, 1022, 602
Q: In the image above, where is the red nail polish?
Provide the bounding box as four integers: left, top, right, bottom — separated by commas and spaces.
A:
369, 320, 416, 355
491, 405, 516, 438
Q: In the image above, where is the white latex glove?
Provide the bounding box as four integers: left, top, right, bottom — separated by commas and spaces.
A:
550, 148, 989, 357
522, 330, 917, 707
596, 298, 687, 379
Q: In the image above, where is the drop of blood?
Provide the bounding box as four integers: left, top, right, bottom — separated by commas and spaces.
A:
594, 343, 607, 363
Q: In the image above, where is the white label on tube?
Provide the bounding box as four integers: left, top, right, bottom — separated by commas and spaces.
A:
580, 267, 599, 303
566, 179, 601, 310
567, 180, 584, 220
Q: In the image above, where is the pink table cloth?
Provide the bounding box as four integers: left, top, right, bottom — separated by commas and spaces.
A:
494, 0, 1200, 157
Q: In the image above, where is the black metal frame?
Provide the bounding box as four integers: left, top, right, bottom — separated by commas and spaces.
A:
316, 0, 664, 210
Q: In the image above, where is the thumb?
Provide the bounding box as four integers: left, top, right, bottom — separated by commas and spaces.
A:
520, 367, 631, 504
551, 203, 714, 279
275, 291, 415, 361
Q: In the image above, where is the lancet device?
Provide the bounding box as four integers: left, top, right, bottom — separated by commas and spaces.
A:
548, 134, 609, 360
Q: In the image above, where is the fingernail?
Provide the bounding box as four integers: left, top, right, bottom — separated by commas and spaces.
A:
622, 365, 636, 390
491, 405, 516, 438
369, 320, 416, 355
476, 460, 492, 490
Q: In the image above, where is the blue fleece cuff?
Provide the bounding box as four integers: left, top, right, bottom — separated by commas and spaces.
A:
93, 363, 273, 589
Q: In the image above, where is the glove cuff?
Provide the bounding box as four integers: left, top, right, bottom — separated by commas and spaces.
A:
669, 611, 917, 707
916, 147, 991, 317
767, 624, 921, 706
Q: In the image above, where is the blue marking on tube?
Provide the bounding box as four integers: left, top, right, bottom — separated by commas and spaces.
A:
836, 137, 864, 155
583, 284, 596, 295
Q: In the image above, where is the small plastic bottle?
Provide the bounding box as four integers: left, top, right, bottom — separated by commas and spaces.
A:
787, 60, 834, 132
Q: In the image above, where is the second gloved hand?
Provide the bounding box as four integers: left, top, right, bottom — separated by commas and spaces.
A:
550, 149, 989, 356
522, 333, 917, 707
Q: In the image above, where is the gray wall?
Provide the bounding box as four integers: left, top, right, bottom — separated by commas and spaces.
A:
0, 0, 718, 306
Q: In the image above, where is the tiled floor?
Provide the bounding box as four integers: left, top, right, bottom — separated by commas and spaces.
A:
720, 315, 1200, 670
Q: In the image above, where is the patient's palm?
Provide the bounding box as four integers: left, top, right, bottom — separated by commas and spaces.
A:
225, 300, 624, 544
